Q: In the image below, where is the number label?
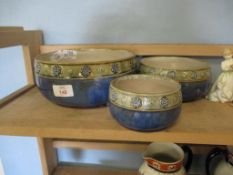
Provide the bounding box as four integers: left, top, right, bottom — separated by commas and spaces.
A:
53, 85, 74, 97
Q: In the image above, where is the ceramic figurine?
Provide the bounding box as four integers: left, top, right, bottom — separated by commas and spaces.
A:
139, 142, 193, 175
108, 74, 182, 131
206, 49, 233, 103
140, 57, 211, 102
206, 146, 233, 175
35, 49, 135, 107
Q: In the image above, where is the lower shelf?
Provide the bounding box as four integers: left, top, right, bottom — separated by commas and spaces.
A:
52, 165, 203, 175
53, 165, 137, 175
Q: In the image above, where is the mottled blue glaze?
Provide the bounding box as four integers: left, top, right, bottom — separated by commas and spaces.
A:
108, 102, 181, 131
36, 76, 115, 107
181, 80, 211, 102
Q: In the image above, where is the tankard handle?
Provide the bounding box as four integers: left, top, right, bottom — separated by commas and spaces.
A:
205, 147, 227, 175
181, 145, 193, 172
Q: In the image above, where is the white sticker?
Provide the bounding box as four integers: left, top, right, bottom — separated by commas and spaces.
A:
52, 85, 74, 97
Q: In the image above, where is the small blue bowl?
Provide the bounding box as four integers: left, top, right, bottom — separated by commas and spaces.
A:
109, 103, 181, 131
34, 49, 135, 107
108, 74, 182, 131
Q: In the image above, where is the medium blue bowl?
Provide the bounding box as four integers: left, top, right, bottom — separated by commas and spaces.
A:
181, 80, 211, 102
140, 57, 212, 102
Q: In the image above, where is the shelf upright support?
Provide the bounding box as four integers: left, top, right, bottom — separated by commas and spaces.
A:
37, 138, 58, 175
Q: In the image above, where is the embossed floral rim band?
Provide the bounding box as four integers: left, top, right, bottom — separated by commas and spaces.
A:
109, 75, 182, 112
140, 65, 211, 82
36, 70, 134, 80
35, 58, 135, 79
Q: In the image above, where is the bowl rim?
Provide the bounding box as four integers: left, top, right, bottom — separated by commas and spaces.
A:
110, 74, 181, 96
109, 74, 182, 112
35, 48, 135, 65
140, 56, 211, 71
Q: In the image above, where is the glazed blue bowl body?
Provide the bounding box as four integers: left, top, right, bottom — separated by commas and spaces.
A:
140, 57, 212, 102
181, 80, 211, 102
34, 49, 135, 107
109, 102, 181, 131
36, 76, 116, 107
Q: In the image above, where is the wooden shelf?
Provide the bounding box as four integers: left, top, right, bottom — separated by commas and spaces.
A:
0, 87, 233, 145
53, 165, 137, 175
52, 165, 203, 175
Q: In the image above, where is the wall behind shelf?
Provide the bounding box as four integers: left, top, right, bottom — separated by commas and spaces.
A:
0, 0, 233, 175
0, 0, 233, 44
0, 47, 43, 175
0, 136, 42, 175
0, 46, 27, 99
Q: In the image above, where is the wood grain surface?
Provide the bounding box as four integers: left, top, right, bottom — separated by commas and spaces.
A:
40, 44, 233, 56
0, 88, 232, 145
53, 165, 137, 175
0, 30, 43, 59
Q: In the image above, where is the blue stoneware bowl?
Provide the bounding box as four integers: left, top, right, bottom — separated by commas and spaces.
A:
108, 74, 182, 131
140, 57, 211, 102
35, 49, 135, 107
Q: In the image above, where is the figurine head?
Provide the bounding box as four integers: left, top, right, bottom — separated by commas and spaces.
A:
222, 49, 233, 71
223, 48, 233, 60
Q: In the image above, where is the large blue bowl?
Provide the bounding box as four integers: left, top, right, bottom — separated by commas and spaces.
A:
34, 49, 135, 107
108, 74, 182, 131
36, 75, 125, 107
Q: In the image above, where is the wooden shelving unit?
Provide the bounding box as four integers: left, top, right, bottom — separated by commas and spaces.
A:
1, 27, 233, 175
1, 87, 233, 145
52, 165, 203, 175
53, 165, 137, 175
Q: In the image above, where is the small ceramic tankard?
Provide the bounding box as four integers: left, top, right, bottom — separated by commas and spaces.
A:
139, 142, 193, 175
206, 146, 233, 175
